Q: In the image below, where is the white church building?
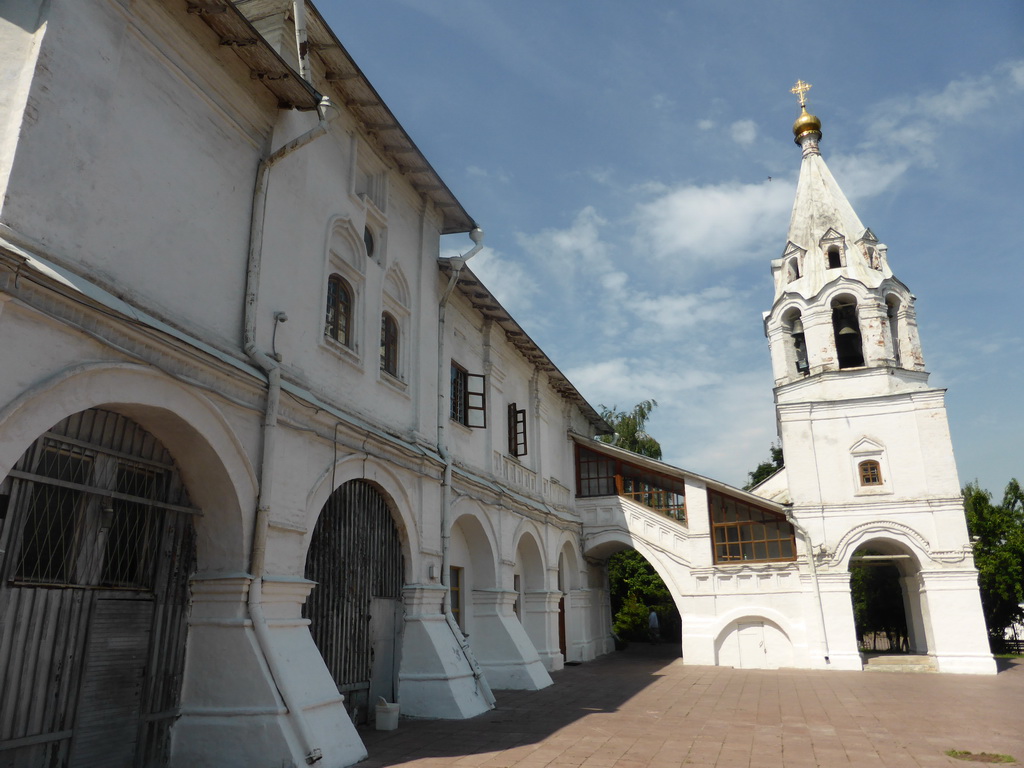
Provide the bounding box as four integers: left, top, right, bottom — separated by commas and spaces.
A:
0, 3, 994, 768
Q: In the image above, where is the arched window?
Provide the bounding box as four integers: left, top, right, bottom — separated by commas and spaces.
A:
787, 258, 800, 283
832, 297, 864, 368
827, 246, 842, 269
859, 460, 882, 486
380, 312, 398, 376
325, 274, 353, 346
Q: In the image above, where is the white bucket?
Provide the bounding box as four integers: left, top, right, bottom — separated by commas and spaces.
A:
375, 697, 400, 731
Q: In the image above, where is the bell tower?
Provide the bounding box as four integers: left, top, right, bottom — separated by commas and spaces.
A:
761, 83, 995, 674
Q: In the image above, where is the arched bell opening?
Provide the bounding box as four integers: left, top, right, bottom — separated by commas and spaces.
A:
831, 295, 865, 369
303, 479, 405, 724
783, 308, 809, 376
0, 408, 198, 767
848, 539, 929, 656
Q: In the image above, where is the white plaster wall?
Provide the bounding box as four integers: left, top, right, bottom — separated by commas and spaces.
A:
1, 0, 272, 348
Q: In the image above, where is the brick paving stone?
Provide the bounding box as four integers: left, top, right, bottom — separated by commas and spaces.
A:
357, 646, 1024, 768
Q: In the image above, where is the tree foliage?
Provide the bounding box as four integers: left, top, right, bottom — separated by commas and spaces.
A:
599, 400, 662, 460
964, 479, 1024, 645
743, 443, 784, 490
607, 549, 674, 641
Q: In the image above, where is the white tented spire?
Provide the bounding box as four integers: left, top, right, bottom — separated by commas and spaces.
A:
765, 89, 925, 388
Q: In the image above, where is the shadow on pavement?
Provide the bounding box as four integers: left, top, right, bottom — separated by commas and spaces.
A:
358, 643, 680, 767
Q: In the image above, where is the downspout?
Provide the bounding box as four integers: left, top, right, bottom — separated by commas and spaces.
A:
436, 228, 495, 707
784, 509, 831, 665
292, 0, 311, 83
244, 98, 335, 766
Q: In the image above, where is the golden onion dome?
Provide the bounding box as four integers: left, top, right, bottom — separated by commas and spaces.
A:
792, 105, 822, 143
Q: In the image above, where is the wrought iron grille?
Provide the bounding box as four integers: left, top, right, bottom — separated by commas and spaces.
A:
304, 480, 404, 690
0, 408, 197, 766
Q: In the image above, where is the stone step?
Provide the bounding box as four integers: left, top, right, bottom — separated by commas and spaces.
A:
862, 654, 937, 673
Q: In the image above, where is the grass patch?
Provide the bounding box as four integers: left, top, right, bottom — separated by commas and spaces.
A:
946, 749, 1016, 763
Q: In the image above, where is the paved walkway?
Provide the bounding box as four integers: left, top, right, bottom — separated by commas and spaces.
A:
359, 645, 1024, 768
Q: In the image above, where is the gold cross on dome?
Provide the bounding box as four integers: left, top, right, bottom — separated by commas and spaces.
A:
790, 80, 812, 107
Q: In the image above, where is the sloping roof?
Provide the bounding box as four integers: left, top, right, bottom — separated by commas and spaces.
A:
570, 433, 788, 512
194, 0, 475, 234
185, 0, 322, 110
442, 261, 611, 436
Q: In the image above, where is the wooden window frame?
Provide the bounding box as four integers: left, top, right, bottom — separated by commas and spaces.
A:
325, 274, 354, 347
450, 362, 486, 428
859, 459, 882, 486
507, 403, 527, 457
708, 490, 796, 564
574, 446, 686, 523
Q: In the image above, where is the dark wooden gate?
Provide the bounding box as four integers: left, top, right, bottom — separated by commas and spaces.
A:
304, 480, 403, 722
0, 409, 196, 767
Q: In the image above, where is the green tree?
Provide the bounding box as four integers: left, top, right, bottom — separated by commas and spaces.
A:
607, 549, 673, 641
599, 399, 661, 460
744, 443, 784, 490
964, 479, 1024, 646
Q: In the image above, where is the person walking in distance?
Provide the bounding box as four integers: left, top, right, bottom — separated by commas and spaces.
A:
648, 608, 660, 644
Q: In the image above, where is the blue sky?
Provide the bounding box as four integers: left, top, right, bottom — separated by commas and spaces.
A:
318, 0, 1024, 495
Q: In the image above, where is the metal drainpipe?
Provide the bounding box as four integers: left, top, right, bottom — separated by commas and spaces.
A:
243, 99, 335, 766
785, 510, 831, 665
436, 229, 495, 707
292, 1, 311, 83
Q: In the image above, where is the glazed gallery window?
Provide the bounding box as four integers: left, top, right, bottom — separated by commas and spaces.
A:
450, 362, 486, 428
325, 274, 353, 347
380, 312, 399, 377
709, 490, 796, 564
859, 460, 883, 486
575, 446, 686, 524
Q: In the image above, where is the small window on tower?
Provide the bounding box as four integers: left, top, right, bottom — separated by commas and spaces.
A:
827, 246, 842, 269
859, 460, 882, 486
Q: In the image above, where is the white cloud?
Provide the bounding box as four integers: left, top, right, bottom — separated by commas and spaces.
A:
729, 119, 757, 146
466, 165, 510, 183
464, 247, 539, 319
697, 119, 714, 131
632, 179, 794, 270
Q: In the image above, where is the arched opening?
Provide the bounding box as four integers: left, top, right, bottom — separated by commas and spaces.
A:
787, 258, 800, 283
448, 513, 497, 638
886, 295, 902, 366
304, 479, 404, 724
513, 531, 547, 660
785, 309, 808, 376
849, 539, 929, 657
0, 408, 197, 767
832, 296, 865, 368
604, 547, 681, 649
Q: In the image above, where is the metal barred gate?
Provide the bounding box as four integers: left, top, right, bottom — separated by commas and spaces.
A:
0, 409, 197, 768
303, 480, 403, 723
